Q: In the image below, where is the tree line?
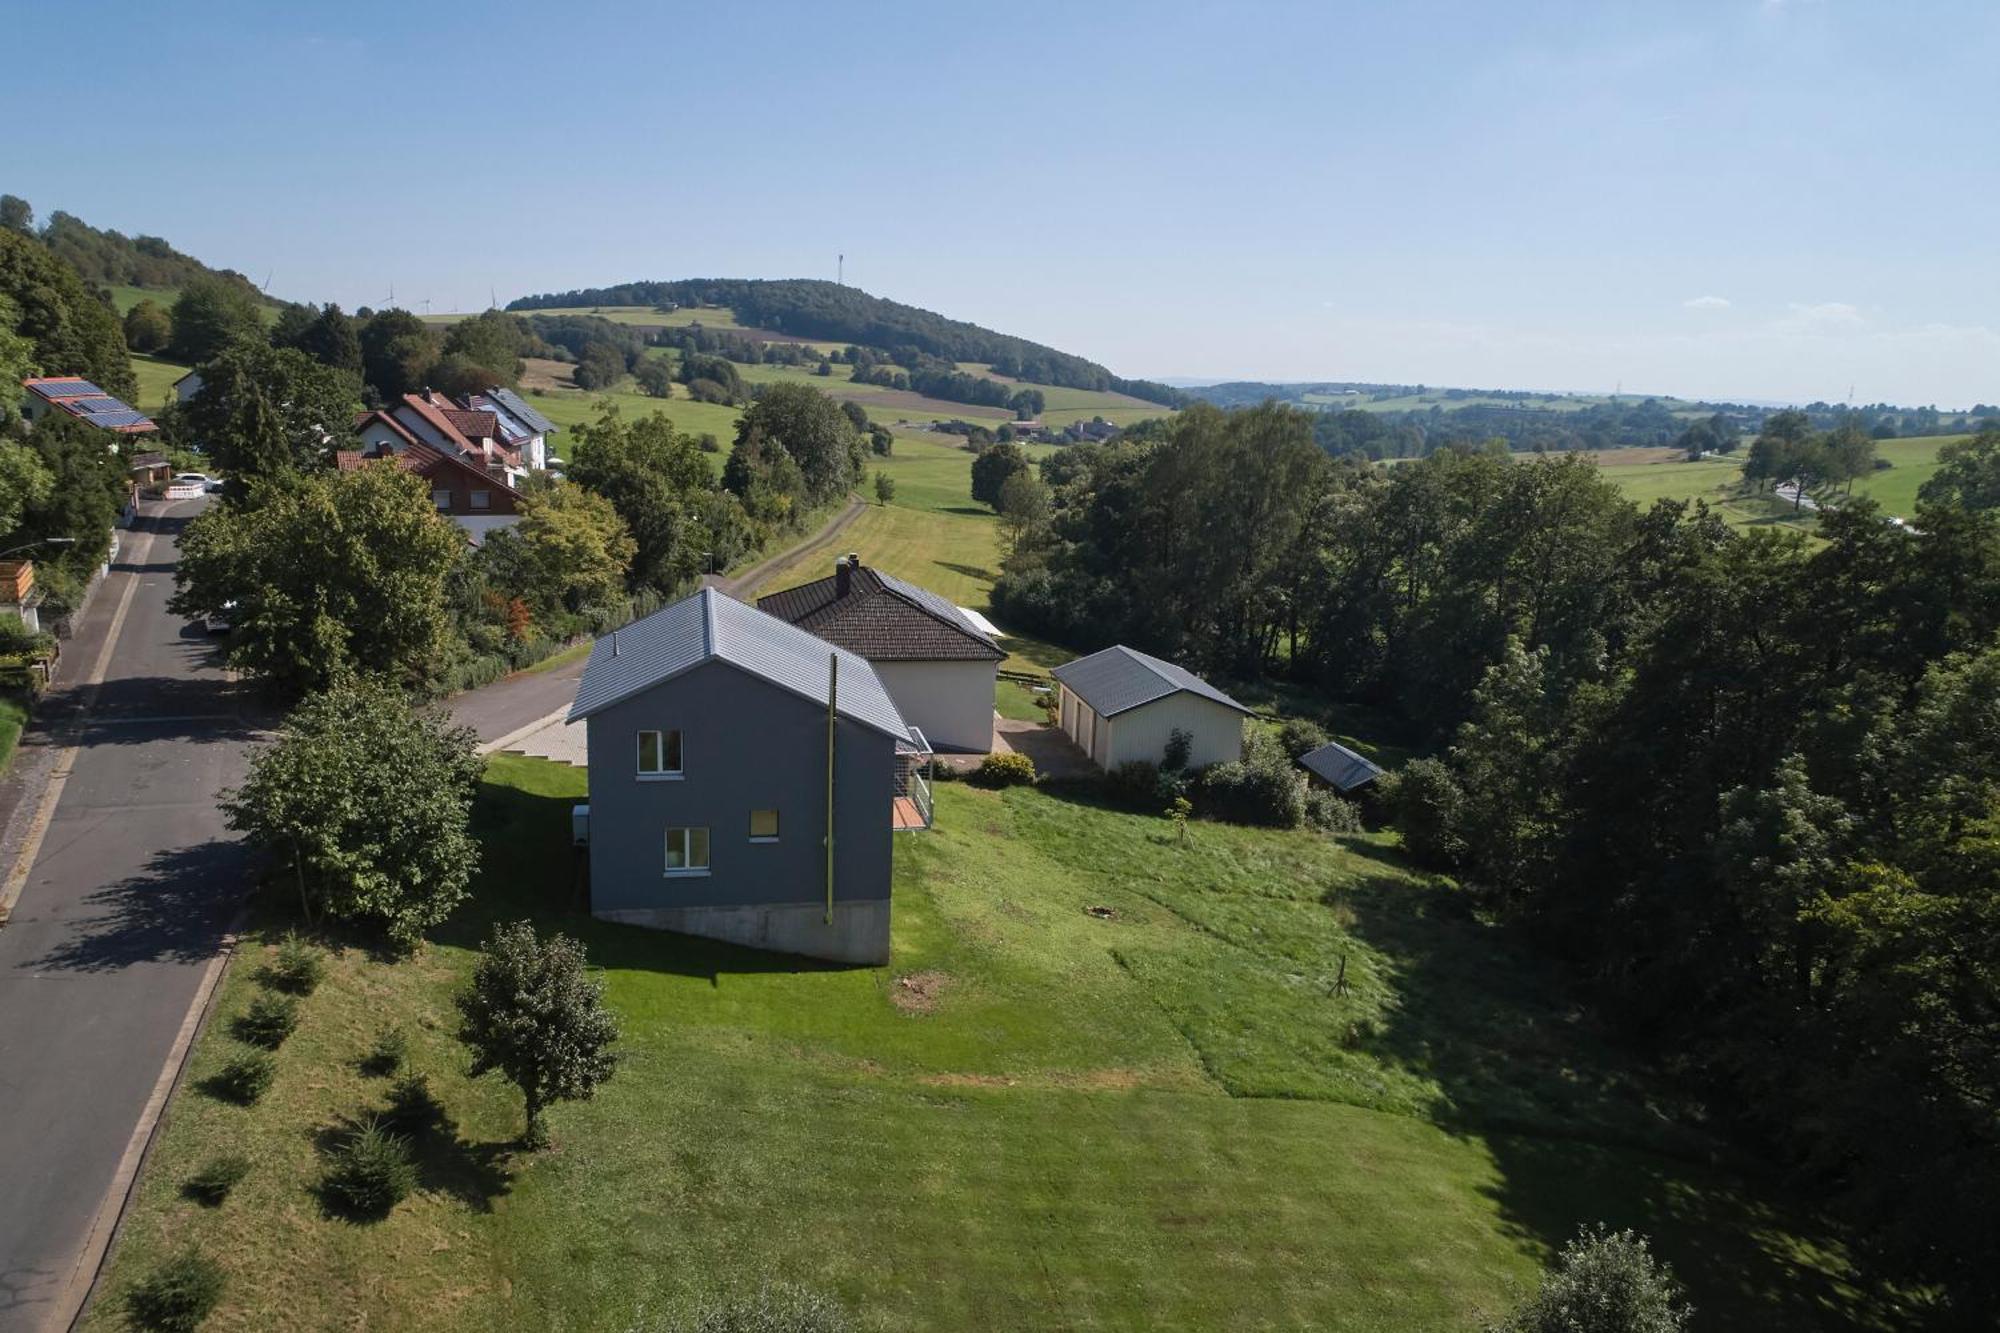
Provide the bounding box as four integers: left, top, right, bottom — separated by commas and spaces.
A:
992, 402, 2000, 1319
506, 277, 1187, 407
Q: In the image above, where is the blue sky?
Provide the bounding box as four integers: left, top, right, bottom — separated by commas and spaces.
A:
4, 0, 1996, 405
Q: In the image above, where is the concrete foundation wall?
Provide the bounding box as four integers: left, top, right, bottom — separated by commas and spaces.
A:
596, 898, 890, 965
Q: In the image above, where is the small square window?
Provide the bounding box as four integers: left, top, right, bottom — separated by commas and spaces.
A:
431, 487, 452, 510
749, 809, 780, 841
637, 729, 682, 777
470, 489, 491, 510
665, 825, 710, 874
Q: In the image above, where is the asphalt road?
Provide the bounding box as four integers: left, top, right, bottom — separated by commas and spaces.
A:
0, 499, 254, 1332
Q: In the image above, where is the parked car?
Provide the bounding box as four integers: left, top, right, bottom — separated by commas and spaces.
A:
203, 600, 237, 634
172, 472, 213, 492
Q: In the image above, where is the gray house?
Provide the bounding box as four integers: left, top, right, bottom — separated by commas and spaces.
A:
567, 588, 930, 964
1051, 645, 1251, 771
1297, 740, 1384, 793
759, 555, 1004, 754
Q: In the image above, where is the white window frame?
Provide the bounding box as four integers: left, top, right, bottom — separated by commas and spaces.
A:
664, 825, 710, 876
748, 808, 780, 843
636, 728, 683, 780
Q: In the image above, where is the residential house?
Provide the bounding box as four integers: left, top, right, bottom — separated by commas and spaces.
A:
171, 369, 203, 403
353, 387, 556, 485
20, 377, 157, 435
568, 587, 933, 964
353, 390, 522, 485
758, 554, 1003, 753
334, 440, 523, 543
1051, 644, 1251, 771
1296, 740, 1384, 793
462, 386, 557, 471
0, 560, 45, 634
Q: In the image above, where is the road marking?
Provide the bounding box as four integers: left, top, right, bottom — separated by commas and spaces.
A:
0, 524, 149, 928
82, 714, 241, 728
51, 924, 239, 1332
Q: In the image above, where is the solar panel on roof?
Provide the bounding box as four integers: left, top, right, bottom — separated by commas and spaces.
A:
36, 379, 104, 398
87, 408, 151, 429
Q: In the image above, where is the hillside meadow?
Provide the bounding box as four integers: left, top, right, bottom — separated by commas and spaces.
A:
85, 758, 1904, 1332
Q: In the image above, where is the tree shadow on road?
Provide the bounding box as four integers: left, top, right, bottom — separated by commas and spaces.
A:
24, 840, 245, 973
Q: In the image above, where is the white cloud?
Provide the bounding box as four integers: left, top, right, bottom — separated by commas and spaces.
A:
1683, 295, 1731, 310
1776, 301, 1865, 333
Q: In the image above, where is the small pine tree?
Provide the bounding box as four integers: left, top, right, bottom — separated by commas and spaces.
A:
320, 1118, 417, 1219
124, 1248, 224, 1332
455, 921, 619, 1148
1487, 1225, 1692, 1333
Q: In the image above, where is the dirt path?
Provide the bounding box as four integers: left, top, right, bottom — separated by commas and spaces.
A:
718, 494, 868, 597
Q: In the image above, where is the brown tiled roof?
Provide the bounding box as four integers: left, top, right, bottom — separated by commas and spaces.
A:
355, 408, 424, 448
442, 408, 498, 440
758, 564, 1003, 661
395, 392, 477, 454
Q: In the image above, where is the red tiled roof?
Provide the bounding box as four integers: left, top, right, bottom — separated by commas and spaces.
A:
395, 392, 477, 454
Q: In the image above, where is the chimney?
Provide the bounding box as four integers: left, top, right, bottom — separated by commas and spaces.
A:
835, 556, 852, 598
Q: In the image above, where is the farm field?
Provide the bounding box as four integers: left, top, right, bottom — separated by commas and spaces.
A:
88, 757, 1901, 1332
1296, 389, 1709, 418
1847, 433, 1966, 516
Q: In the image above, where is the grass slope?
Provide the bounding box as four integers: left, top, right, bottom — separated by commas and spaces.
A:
89, 758, 1900, 1332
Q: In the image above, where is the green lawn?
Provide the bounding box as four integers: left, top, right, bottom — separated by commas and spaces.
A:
128, 352, 193, 416
0, 689, 29, 774
89, 758, 1904, 1331
1591, 437, 1969, 527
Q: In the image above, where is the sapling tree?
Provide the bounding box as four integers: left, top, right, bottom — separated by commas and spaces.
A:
455, 921, 619, 1148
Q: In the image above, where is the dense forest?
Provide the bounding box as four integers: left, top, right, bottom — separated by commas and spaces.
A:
1, 193, 267, 303
993, 404, 2000, 1322
507, 278, 1187, 407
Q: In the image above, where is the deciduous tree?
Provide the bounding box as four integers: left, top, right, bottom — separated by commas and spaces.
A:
224, 677, 481, 949
168, 274, 267, 364
455, 921, 619, 1147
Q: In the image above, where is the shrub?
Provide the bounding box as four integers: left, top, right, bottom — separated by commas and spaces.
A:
1305, 788, 1363, 834
380, 1073, 445, 1137
970, 751, 1036, 788
685, 1282, 856, 1333
1194, 759, 1304, 828
1277, 716, 1330, 759
124, 1248, 224, 1332
258, 933, 324, 995
363, 1024, 407, 1077
1105, 760, 1161, 808
182, 1154, 251, 1207
319, 1119, 417, 1219
204, 1051, 275, 1105
1486, 1225, 1691, 1333
1162, 727, 1193, 772
232, 993, 299, 1049
1394, 757, 1468, 868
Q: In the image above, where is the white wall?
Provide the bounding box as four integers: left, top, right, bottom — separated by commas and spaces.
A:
357, 420, 411, 454
452, 514, 520, 546
871, 659, 996, 753
1106, 692, 1245, 770
173, 372, 204, 403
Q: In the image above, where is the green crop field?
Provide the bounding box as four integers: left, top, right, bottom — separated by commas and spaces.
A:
87, 756, 1902, 1332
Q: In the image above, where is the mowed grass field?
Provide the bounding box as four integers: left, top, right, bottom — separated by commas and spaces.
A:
87, 756, 1903, 1332
1588, 435, 1966, 527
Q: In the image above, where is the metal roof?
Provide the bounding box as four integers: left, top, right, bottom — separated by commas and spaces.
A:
1297, 740, 1384, 792
1049, 645, 1251, 719
482, 386, 556, 436
568, 587, 912, 742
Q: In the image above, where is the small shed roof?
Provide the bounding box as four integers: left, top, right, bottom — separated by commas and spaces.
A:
1297, 740, 1384, 793
1050, 645, 1251, 719
569, 587, 912, 742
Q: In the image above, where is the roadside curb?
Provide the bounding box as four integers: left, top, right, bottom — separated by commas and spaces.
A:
478, 705, 573, 757
55, 917, 243, 1331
